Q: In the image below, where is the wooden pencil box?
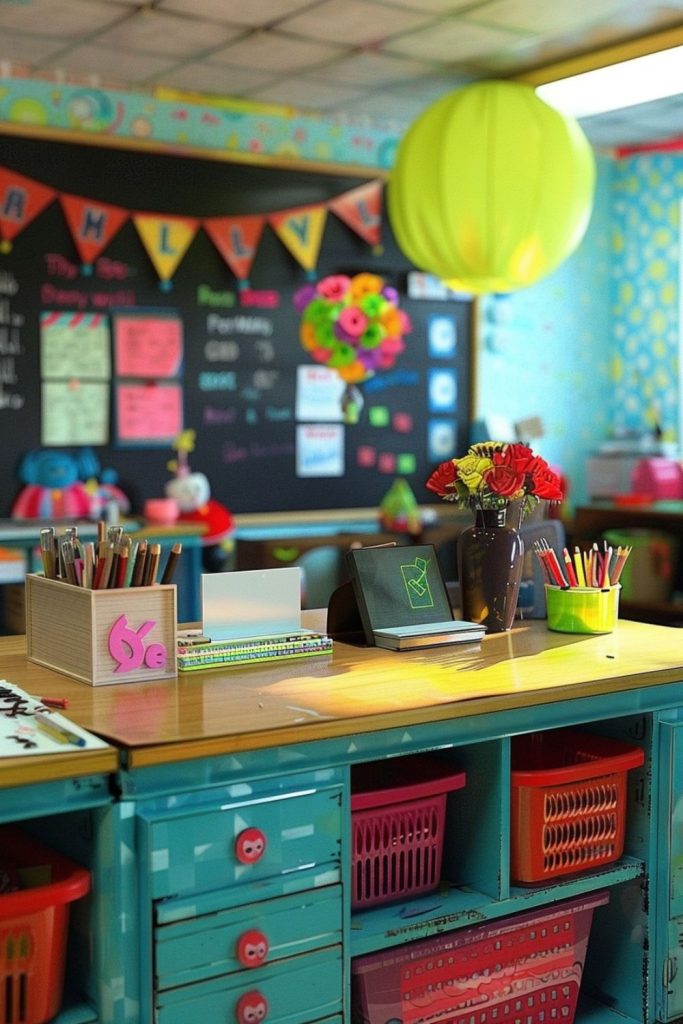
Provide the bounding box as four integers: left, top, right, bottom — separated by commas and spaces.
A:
25, 573, 177, 686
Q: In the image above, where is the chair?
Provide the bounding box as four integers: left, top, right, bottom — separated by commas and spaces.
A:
517, 518, 567, 619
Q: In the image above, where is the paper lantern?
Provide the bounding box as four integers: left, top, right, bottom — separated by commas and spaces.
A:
387, 80, 596, 294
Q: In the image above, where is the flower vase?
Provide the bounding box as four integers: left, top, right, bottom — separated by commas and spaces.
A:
457, 507, 524, 633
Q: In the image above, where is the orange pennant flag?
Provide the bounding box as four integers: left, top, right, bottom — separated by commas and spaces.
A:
328, 180, 383, 247
203, 214, 265, 283
269, 204, 327, 273
133, 213, 199, 289
60, 193, 129, 270
0, 168, 55, 252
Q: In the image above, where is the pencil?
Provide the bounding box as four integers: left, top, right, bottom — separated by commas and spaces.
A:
573, 547, 586, 587
160, 542, 182, 584
144, 543, 161, 586
131, 540, 148, 588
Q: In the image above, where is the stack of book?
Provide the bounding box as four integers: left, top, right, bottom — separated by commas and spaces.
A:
177, 632, 333, 672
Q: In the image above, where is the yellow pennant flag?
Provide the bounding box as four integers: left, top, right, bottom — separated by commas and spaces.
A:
269, 205, 327, 273
133, 213, 199, 289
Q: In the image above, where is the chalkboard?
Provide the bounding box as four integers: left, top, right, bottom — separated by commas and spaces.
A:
0, 133, 472, 517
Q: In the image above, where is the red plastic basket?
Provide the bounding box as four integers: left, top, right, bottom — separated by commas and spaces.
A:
0, 826, 90, 1024
510, 728, 644, 884
351, 754, 466, 910
352, 890, 609, 1024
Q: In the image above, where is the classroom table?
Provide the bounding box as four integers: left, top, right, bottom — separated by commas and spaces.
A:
3, 616, 683, 1023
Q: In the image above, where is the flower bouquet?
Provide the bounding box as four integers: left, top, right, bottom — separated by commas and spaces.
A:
293, 272, 412, 384
426, 442, 563, 632
426, 441, 563, 519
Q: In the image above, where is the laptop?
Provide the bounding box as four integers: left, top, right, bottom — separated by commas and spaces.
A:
345, 544, 485, 650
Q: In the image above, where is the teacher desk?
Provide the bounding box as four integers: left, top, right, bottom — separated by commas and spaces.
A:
3, 617, 683, 1024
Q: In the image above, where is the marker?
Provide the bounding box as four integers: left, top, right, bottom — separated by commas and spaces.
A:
40, 696, 69, 709
34, 712, 86, 747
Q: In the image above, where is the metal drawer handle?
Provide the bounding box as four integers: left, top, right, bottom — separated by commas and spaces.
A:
235, 827, 267, 864
236, 990, 269, 1024
236, 929, 269, 968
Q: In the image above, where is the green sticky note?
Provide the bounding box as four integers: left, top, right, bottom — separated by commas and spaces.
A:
397, 453, 416, 474
369, 406, 390, 427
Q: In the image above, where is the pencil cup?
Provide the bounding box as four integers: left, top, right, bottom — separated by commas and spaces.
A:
25, 573, 177, 685
545, 584, 620, 635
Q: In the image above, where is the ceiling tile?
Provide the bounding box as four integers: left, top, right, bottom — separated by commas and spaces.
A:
37, 43, 181, 84
0, 0, 126, 38
0, 30, 73, 65
210, 30, 345, 73
385, 16, 527, 63
157, 0, 315, 26
91, 8, 242, 57
470, 0, 642, 35
314, 51, 440, 87
277, 0, 434, 47
380, 0, 477, 10
165, 61, 278, 95
248, 74, 366, 110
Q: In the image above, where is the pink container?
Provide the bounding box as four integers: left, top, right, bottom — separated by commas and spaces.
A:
144, 498, 179, 525
351, 755, 466, 909
352, 891, 609, 1024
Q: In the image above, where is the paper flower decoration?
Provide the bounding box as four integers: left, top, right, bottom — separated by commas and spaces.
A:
294, 273, 412, 383
426, 441, 563, 518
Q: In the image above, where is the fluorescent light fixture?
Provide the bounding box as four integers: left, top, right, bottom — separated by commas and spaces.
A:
536, 45, 683, 118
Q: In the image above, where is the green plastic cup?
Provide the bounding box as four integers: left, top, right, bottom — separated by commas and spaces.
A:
545, 585, 620, 634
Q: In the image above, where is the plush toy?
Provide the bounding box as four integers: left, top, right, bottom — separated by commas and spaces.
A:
12, 447, 130, 520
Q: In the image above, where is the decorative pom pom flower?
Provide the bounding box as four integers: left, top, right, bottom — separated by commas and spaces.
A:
294, 272, 412, 383
426, 441, 563, 517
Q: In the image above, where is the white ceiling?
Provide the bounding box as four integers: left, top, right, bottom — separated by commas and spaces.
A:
1, 0, 683, 150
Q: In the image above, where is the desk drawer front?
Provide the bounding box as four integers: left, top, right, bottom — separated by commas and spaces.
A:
155, 946, 342, 1024
155, 884, 342, 991
146, 787, 342, 898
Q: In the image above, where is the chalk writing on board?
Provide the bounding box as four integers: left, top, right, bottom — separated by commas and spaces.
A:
41, 380, 109, 445
116, 382, 183, 444
40, 311, 111, 380
114, 313, 184, 378
0, 271, 25, 411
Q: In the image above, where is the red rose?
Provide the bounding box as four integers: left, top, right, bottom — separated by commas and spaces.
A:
531, 465, 563, 501
493, 443, 535, 475
426, 460, 458, 497
484, 464, 525, 497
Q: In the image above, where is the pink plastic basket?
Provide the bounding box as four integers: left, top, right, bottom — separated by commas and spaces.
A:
352, 890, 609, 1024
351, 755, 466, 910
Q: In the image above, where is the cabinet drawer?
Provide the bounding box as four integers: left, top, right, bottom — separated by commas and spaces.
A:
155, 946, 342, 1024
155, 884, 342, 991
660, 722, 683, 914
144, 786, 342, 899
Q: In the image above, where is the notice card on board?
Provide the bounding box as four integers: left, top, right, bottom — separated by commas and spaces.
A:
113, 312, 183, 378
0, 681, 108, 757
115, 382, 183, 444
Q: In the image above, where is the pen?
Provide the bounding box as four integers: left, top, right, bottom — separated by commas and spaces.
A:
40, 696, 69, 708
34, 711, 86, 747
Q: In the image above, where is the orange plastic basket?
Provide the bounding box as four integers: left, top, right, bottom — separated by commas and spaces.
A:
351, 755, 466, 909
0, 826, 90, 1024
510, 728, 644, 884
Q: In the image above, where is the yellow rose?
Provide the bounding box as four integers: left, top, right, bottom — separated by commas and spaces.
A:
457, 454, 493, 493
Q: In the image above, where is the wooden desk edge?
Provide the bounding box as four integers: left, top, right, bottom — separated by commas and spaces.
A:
0, 747, 119, 789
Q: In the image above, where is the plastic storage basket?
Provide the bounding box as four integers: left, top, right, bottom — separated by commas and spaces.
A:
510, 728, 644, 884
0, 826, 91, 1024
351, 754, 466, 910
352, 890, 609, 1024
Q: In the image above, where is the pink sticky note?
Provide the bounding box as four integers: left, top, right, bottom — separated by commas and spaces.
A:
114, 315, 183, 378
357, 446, 377, 468
377, 452, 396, 474
393, 412, 413, 433
116, 383, 183, 442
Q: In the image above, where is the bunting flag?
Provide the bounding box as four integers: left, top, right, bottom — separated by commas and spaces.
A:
133, 213, 199, 290
0, 168, 56, 253
329, 180, 383, 247
269, 204, 327, 273
203, 214, 266, 284
60, 193, 129, 272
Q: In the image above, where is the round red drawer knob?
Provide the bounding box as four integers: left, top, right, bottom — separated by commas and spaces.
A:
236, 990, 269, 1024
236, 929, 269, 968
235, 827, 266, 864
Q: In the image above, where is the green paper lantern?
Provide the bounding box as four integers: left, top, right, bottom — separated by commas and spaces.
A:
387, 80, 596, 294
